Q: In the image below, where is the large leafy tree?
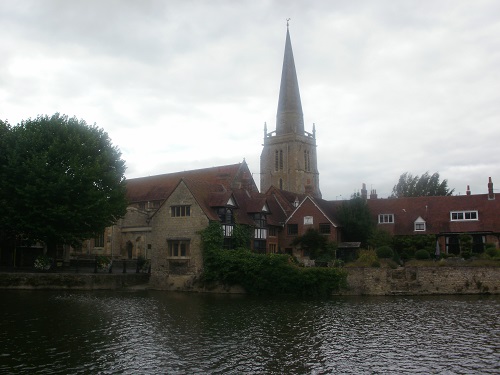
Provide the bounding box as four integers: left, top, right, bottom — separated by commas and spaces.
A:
336, 196, 374, 246
391, 171, 454, 198
291, 228, 336, 261
0, 114, 128, 255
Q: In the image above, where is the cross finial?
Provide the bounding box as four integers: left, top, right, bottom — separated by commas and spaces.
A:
286, 18, 290, 28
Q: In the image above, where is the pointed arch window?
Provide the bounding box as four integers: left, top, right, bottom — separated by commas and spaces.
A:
304, 150, 310, 172
279, 178, 283, 190
279, 150, 283, 170
275, 150, 279, 171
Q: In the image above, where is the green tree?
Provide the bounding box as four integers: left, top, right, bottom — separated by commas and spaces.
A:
0, 120, 13, 253
459, 234, 473, 259
291, 228, 336, 261
391, 171, 454, 198
368, 228, 393, 249
0, 114, 128, 256
337, 196, 374, 246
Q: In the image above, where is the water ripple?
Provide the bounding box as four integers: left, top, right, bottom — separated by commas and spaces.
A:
0, 292, 498, 374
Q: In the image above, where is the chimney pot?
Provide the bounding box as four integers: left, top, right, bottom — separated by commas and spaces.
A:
488, 177, 495, 200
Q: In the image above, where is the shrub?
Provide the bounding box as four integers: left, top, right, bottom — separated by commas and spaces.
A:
484, 247, 500, 258
201, 247, 347, 296
348, 249, 381, 267
376, 246, 394, 259
484, 244, 500, 258
34, 254, 53, 270
199, 224, 348, 296
96, 255, 111, 270
368, 228, 393, 249
415, 249, 430, 260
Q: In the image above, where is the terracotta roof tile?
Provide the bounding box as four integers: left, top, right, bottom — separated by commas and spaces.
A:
367, 194, 500, 235
125, 162, 252, 203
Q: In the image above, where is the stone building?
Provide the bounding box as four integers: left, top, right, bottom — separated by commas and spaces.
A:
260, 25, 321, 199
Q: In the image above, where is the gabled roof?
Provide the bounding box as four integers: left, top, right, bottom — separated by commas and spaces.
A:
265, 186, 340, 226
232, 189, 272, 226
208, 191, 235, 208
367, 194, 500, 235
285, 195, 339, 227
125, 161, 256, 203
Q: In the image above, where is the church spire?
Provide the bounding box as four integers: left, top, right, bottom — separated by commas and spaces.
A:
260, 23, 321, 199
276, 22, 304, 136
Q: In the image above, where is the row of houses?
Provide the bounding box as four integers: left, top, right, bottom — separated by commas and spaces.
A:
80, 160, 499, 284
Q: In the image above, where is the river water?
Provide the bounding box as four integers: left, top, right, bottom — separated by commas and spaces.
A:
0, 290, 498, 374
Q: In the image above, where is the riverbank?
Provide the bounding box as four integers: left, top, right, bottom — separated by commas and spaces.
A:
1, 266, 498, 295
340, 266, 499, 295
0, 272, 150, 290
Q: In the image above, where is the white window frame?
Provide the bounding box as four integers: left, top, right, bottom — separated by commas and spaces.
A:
414, 222, 426, 231
414, 216, 426, 232
304, 216, 313, 225
378, 214, 394, 224
450, 210, 478, 221
254, 228, 267, 239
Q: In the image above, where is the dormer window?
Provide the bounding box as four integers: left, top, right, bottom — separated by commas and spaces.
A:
450, 211, 478, 221
378, 214, 394, 224
293, 197, 299, 208
217, 207, 234, 224
226, 196, 236, 207
414, 216, 426, 231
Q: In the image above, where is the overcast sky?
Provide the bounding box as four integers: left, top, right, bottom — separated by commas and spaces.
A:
1, 0, 499, 200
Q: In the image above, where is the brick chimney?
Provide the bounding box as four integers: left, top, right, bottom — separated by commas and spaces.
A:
488, 177, 495, 200
361, 183, 368, 200
370, 189, 378, 200
466, 185, 471, 195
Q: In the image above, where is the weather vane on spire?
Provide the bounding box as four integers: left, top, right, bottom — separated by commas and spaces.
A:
286, 18, 291, 28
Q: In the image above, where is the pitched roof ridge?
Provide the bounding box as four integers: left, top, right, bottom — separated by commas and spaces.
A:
126, 162, 242, 182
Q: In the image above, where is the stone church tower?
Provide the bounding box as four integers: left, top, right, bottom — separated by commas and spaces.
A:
260, 25, 321, 198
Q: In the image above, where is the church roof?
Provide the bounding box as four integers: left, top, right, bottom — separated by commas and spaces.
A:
125, 162, 255, 203
276, 25, 304, 135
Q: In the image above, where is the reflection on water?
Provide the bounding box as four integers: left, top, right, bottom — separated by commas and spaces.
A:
0, 291, 498, 374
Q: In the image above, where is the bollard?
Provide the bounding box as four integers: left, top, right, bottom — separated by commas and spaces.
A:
108, 260, 113, 274
123, 260, 127, 273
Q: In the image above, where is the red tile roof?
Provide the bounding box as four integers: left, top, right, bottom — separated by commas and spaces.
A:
367, 194, 500, 235
125, 162, 255, 203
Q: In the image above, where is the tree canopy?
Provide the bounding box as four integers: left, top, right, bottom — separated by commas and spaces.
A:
0, 114, 128, 251
391, 171, 454, 198
291, 228, 336, 261
336, 196, 374, 246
